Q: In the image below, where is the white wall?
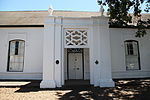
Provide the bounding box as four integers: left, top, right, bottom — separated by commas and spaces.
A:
0, 27, 43, 80
110, 28, 150, 78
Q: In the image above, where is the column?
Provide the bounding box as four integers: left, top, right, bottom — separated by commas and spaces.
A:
91, 17, 101, 86
54, 17, 62, 87
99, 16, 114, 87
40, 16, 56, 88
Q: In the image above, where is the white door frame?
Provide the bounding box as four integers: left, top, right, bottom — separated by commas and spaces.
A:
61, 26, 91, 85
62, 48, 90, 84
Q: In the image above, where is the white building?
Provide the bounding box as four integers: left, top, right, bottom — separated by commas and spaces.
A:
0, 9, 150, 88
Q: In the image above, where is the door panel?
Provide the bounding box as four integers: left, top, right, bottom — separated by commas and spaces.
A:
68, 53, 83, 79
75, 53, 83, 79
69, 53, 76, 79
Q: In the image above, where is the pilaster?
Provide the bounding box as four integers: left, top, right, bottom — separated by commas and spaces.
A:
99, 16, 114, 87
54, 17, 62, 87
40, 16, 56, 88
91, 16, 114, 87
91, 17, 101, 86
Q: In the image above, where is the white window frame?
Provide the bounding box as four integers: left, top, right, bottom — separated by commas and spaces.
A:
124, 40, 141, 70
7, 40, 25, 72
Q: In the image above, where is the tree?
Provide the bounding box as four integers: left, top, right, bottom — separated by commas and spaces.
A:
98, 0, 150, 37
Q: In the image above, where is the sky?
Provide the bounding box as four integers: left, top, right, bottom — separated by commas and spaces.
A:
0, 0, 100, 11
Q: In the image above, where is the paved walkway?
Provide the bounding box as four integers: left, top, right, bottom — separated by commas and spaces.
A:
0, 79, 149, 100
0, 80, 40, 87
0, 80, 90, 87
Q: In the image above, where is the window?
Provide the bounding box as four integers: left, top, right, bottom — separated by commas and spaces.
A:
124, 40, 140, 70
7, 40, 25, 72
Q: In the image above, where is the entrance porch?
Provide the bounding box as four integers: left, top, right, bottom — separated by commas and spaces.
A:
40, 15, 114, 88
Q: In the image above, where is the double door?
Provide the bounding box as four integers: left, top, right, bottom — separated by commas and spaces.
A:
68, 53, 83, 79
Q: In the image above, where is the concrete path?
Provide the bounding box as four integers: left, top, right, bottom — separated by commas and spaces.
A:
0, 80, 40, 87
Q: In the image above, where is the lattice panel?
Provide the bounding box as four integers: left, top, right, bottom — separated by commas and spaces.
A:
65, 29, 88, 46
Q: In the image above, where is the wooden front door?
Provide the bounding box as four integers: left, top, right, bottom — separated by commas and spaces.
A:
68, 53, 83, 79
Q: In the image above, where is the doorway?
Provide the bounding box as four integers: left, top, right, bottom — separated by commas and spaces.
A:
67, 48, 84, 80
68, 53, 83, 79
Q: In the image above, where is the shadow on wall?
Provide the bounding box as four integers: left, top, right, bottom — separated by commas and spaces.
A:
2, 79, 149, 100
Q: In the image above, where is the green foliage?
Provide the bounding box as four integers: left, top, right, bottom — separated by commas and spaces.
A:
98, 0, 150, 38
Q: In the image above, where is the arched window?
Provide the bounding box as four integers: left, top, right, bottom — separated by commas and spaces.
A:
124, 40, 140, 70
7, 40, 25, 72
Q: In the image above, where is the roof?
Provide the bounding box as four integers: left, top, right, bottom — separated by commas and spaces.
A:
0, 10, 100, 25
0, 10, 149, 26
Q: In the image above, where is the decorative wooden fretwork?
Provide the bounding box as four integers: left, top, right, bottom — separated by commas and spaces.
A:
65, 29, 88, 46
67, 48, 83, 53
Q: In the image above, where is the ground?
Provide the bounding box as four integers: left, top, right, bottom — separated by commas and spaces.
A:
0, 79, 150, 100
